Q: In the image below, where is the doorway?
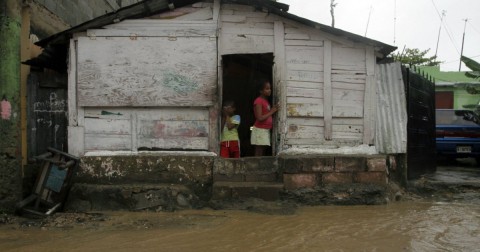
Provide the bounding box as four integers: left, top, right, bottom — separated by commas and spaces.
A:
222, 53, 274, 157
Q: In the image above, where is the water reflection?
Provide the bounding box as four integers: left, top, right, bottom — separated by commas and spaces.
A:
1, 201, 479, 251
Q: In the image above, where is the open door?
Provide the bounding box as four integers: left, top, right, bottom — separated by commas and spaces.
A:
222, 53, 274, 157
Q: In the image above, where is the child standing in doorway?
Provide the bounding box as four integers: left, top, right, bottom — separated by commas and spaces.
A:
251, 79, 279, 156
220, 100, 241, 158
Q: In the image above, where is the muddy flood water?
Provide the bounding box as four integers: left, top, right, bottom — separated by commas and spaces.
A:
1, 200, 479, 252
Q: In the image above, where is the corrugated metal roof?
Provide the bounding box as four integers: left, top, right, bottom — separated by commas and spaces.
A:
27, 0, 396, 73
375, 62, 408, 154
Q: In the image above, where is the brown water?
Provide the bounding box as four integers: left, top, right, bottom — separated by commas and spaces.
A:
1, 201, 479, 252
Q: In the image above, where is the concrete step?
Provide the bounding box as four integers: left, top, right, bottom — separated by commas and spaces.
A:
212, 181, 284, 201
65, 183, 204, 212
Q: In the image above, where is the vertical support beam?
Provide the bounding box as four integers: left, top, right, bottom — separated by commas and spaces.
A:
67, 38, 84, 156
323, 40, 332, 140
273, 21, 286, 153
20, 6, 30, 168
0, 0, 22, 211
363, 46, 376, 144
131, 113, 137, 151
209, 0, 221, 153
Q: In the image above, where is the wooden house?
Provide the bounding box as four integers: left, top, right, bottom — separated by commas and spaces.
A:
44, 0, 398, 157
26, 0, 408, 209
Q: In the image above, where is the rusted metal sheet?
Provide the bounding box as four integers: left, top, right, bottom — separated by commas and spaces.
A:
375, 62, 407, 154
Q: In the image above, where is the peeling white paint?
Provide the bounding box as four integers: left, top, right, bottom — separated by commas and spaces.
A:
84, 150, 217, 157
280, 144, 378, 156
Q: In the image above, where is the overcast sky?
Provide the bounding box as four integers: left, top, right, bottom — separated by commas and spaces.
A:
279, 0, 480, 72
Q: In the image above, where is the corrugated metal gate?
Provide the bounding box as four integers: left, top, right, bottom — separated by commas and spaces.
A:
402, 66, 436, 179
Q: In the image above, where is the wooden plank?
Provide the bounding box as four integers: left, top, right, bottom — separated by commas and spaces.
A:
274, 20, 286, 153
68, 39, 77, 126
136, 108, 209, 121
332, 74, 366, 84
285, 46, 323, 65
233, 11, 269, 18
137, 120, 209, 138
84, 108, 131, 119
287, 63, 324, 72
332, 82, 365, 91
221, 4, 255, 12
286, 97, 323, 105
221, 27, 274, 36
175, 6, 213, 21
287, 80, 323, 89
85, 134, 131, 151
287, 117, 325, 127
332, 118, 364, 125
287, 103, 324, 117
332, 89, 364, 101
323, 40, 332, 140
76, 36, 217, 107
285, 40, 324, 47
284, 33, 310, 40
332, 105, 364, 117
287, 87, 323, 99
77, 107, 85, 127
286, 70, 323, 82
222, 22, 274, 30
68, 126, 84, 156
213, 0, 220, 22
87, 28, 216, 37
84, 118, 131, 135
220, 14, 246, 23
332, 45, 366, 67
332, 125, 363, 134
364, 46, 376, 144
131, 113, 137, 151
219, 33, 274, 55
137, 137, 208, 150
286, 123, 324, 139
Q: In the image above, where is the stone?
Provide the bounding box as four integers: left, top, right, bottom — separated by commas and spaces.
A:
322, 172, 353, 184
335, 157, 366, 172
283, 174, 317, 190
355, 172, 387, 184
367, 157, 387, 172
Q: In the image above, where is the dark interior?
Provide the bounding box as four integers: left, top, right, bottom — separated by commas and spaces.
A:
222, 53, 274, 157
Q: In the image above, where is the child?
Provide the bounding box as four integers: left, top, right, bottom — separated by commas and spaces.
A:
220, 100, 241, 158
251, 79, 279, 156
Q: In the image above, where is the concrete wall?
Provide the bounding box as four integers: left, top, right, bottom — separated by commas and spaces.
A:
0, 0, 22, 212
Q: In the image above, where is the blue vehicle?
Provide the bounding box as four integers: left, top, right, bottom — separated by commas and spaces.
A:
436, 109, 480, 163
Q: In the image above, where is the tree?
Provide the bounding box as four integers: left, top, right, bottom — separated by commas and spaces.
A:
393, 47, 441, 67
461, 56, 480, 80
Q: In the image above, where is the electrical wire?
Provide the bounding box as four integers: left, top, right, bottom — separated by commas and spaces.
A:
430, 0, 460, 54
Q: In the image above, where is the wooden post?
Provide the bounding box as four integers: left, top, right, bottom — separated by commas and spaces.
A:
274, 21, 286, 153
323, 40, 332, 140
363, 46, 376, 144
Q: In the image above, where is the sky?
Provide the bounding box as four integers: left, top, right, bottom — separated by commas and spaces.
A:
279, 0, 480, 72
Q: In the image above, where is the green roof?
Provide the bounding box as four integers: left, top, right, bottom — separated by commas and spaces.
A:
419, 66, 480, 84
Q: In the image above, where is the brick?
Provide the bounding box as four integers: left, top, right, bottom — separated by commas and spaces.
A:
322, 172, 353, 184
335, 157, 366, 172
367, 157, 387, 172
245, 156, 277, 174
303, 157, 334, 172
283, 174, 318, 190
213, 174, 244, 182
281, 158, 303, 173
256, 186, 282, 201
244, 173, 277, 182
355, 172, 387, 184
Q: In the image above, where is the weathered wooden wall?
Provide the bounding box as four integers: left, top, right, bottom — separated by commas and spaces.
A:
69, 5, 217, 155
69, 2, 381, 155
218, 4, 375, 150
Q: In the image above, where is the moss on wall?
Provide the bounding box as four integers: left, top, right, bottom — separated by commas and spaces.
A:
0, 0, 22, 212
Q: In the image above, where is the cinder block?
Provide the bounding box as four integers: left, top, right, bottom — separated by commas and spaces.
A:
303, 157, 334, 172
244, 173, 277, 182
322, 172, 353, 184
213, 174, 244, 182
367, 157, 387, 171
355, 172, 387, 184
283, 173, 318, 190
212, 184, 232, 200
335, 157, 366, 172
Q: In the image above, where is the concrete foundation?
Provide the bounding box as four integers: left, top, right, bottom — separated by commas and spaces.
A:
65, 154, 395, 211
